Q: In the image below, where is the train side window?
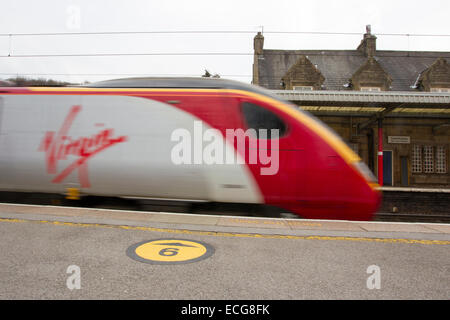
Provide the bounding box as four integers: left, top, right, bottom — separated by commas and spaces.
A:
241, 102, 287, 139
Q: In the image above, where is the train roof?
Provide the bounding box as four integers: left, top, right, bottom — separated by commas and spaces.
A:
1, 77, 294, 110
84, 77, 280, 99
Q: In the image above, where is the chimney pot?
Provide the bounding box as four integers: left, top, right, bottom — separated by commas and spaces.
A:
357, 25, 377, 57
254, 32, 264, 55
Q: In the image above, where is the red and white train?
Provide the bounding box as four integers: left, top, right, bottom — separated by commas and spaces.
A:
0, 78, 381, 220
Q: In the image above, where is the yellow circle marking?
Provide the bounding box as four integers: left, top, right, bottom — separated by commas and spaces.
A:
134, 239, 208, 263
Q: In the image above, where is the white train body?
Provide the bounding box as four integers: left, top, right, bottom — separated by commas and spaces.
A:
0, 94, 262, 203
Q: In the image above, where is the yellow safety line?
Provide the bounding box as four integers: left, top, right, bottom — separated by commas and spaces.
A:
0, 217, 448, 246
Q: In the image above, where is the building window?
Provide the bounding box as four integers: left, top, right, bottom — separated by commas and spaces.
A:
412, 145, 422, 173
430, 88, 450, 93
293, 86, 313, 91
436, 146, 447, 173
412, 145, 447, 174
423, 146, 434, 173
360, 87, 381, 92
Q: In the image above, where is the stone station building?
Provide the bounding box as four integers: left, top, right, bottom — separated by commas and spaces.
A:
252, 26, 450, 189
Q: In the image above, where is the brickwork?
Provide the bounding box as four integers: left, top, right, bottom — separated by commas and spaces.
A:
281, 55, 325, 90
380, 191, 450, 215
350, 57, 392, 91
316, 115, 450, 187
418, 58, 450, 91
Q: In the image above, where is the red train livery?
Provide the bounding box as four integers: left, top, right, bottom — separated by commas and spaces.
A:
0, 78, 381, 220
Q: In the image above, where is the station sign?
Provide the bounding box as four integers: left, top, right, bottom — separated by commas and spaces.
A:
388, 136, 410, 144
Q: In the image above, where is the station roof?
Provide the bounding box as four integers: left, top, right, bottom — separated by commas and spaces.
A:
258, 50, 450, 91
271, 89, 450, 117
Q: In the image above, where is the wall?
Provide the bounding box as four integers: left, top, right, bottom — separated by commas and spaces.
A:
315, 114, 450, 188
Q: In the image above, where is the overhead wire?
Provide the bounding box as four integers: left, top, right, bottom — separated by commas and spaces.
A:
1, 30, 450, 37
1, 29, 449, 83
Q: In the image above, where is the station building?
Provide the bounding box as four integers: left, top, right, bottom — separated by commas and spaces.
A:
252, 26, 450, 189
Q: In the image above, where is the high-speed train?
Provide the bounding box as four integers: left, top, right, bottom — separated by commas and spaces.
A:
0, 78, 381, 220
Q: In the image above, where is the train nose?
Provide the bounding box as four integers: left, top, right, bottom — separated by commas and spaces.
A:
351, 161, 382, 221
358, 187, 382, 221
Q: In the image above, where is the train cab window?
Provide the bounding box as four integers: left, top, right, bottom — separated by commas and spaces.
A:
241, 102, 287, 139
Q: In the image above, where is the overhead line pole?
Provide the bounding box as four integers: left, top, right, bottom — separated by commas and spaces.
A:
378, 118, 384, 186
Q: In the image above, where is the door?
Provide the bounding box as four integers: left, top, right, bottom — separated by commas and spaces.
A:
383, 150, 393, 186
401, 156, 409, 187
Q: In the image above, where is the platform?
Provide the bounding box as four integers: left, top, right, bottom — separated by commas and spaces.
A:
0, 202, 448, 299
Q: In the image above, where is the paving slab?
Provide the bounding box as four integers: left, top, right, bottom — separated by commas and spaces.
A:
421, 224, 450, 234
287, 220, 366, 232
147, 212, 220, 225
217, 217, 290, 229
357, 222, 441, 233
1, 203, 449, 238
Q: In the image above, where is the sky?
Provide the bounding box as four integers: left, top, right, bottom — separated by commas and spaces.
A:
1, 0, 450, 85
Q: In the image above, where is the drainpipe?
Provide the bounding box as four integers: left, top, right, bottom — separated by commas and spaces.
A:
377, 118, 383, 186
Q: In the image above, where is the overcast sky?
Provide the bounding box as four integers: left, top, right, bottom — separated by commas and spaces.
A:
1, 0, 450, 84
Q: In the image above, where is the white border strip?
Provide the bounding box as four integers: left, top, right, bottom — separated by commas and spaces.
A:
0, 202, 449, 227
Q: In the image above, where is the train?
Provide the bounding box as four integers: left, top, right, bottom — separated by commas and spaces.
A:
0, 77, 381, 220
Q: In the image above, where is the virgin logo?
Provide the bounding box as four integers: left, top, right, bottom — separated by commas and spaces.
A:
38, 105, 127, 188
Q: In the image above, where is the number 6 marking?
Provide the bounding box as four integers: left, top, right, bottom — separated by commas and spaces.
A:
159, 248, 180, 256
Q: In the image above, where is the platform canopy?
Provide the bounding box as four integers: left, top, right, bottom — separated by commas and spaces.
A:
271, 90, 450, 118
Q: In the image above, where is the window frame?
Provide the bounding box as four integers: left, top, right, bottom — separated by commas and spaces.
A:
412, 145, 422, 173
430, 88, 450, 93
436, 146, 448, 174
360, 87, 381, 92
293, 85, 314, 91
412, 144, 448, 174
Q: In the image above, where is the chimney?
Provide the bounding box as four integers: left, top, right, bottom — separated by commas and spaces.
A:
252, 32, 265, 85
254, 32, 264, 55
357, 25, 377, 57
